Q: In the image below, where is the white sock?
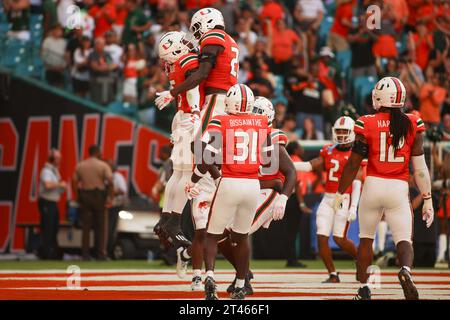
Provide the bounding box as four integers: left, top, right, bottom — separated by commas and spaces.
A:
206, 270, 214, 279
193, 269, 202, 278
235, 278, 245, 288
437, 234, 447, 261
401, 266, 411, 273
182, 249, 191, 260
330, 272, 338, 276
360, 283, 369, 289
378, 221, 388, 252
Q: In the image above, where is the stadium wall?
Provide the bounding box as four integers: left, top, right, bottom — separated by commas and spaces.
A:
0, 70, 169, 253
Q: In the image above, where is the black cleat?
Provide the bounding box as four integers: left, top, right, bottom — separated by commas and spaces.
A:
230, 286, 246, 300
205, 276, 218, 300
322, 273, 340, 283
227, 270, 254, 295
164, 217, 192, 248
353, 286, 371, 300
398, 268, 419, 300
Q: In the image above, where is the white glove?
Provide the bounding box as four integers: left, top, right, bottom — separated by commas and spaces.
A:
348, 205, 357, 222
272, 194, 288, 221
422, 198, 434, 228
155, 91, 174, 110
333, 192, 345, 212
185, 181, 201, 200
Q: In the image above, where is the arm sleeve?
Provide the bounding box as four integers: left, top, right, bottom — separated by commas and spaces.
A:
200, 30, 226, 49
412, 154, 432, 199
354, 117, 367, 138
186, 86, 201, 113
294, 162, 313, 172
350, 179, 362, 209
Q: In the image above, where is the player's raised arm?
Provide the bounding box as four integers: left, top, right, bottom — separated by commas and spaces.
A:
411, 132, 434, 228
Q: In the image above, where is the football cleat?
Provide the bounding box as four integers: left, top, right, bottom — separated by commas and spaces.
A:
163, 217, 192, 248
226, 270, 254, 295
176, 247, 189, 279
353, 286, 371, 300
398, 268, 419, 300
204, 276, 219, 300
191, 276, 203, 291
230, 286, 246, 300
322, 273, 340, 283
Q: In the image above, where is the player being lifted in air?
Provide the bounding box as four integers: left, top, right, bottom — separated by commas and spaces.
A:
155, 31, 218, 291
154, 7, 240, 249
186, 84, 271, 300
335, 77, 433, 300
294, 116, 365, 283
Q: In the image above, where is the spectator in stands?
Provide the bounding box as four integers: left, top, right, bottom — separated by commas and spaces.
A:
105, 29, 123, 69
71, 35, 91, 97
121, 0, 151, 46
348, 13, 377, 78
247, 67, 274, 97
280, 113, 299, 142
106, 160, 127, 258
327, 0, 353, 53
235, 16, 257, 63
112, 0, 127, 39
88, 0, 117, 38
273, 101, 287, 129
72, 145, 113, 261
286, 61, 331, 134
259, 0, 285, 33
41, 24, 68, 87
42, 0, 57, 35
293, 0, 325, 58
38, 148, 66, 260
122, 42, 146, 104
382, 58, 400, 78
372, 0, 398, 62
88, 36, 118, 105
269, 18, 301, 75
4, 0, 31, 41
419, 68, 447, 127
383, 0, 409, 32
409, 20, 434, 71
299, 117, 324, 140
317, 47, 340, 103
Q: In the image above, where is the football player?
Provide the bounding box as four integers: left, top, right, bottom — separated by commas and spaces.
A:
336, 77, 432, 300
215, 97, 297, 295
294, 116, 365, 283
154, 7, 240, 248
186, 84, 271, 300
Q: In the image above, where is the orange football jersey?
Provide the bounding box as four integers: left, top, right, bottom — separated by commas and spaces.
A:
205, 114, 269, 179
354, 113, 425, 182
199, 29, 239, 91
259, 128, 288, 184
167, 52, 204, 113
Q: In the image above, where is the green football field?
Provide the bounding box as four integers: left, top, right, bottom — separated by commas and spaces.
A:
0, 259, 369, 270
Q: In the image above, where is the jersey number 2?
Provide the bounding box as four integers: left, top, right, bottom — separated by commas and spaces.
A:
329, 159, 340, 182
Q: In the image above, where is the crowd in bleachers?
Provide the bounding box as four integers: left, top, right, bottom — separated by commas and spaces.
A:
1, 0, 449, 137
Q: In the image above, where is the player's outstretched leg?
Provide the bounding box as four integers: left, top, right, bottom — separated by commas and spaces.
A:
354, 238, 373, 300
317, 235, 340, 283
397, 240, 419, 300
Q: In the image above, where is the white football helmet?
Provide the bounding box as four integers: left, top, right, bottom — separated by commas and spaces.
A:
372, 76, 406, 110
332, 116, 355, 145
190, 8, 225, 40
225, 84, 255, 115
253, 96, 274, 126
158, 31, 190, 64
